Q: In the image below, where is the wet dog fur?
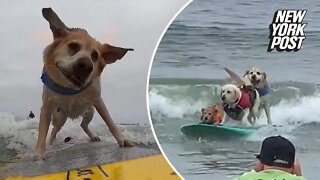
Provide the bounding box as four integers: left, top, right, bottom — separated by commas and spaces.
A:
200, 104, 223, 125
220, 84, 260, 127
34, 8, 134, 160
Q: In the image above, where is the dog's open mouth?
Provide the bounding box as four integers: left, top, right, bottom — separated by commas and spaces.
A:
251, 79, 260, 85
57, 66, 84, 88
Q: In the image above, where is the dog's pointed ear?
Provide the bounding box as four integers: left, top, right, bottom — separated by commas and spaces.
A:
216, 104, 221, 108
212, 105, 218, 112
215, 102, 222, 109
263, 72, 267, 80
243, 70, 249, 77
42, 8, 68, 38
101, 44, 134, 64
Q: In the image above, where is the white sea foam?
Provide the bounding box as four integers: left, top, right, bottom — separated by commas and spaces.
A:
0, 112, 155, 157
149, 86, 320, 126
149, 90, 207, 119
149, 84, 222, 120
270, 94, 320, 125
247, 94, 320, 141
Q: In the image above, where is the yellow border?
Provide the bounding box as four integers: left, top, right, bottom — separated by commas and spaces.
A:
3, 155, 180, 180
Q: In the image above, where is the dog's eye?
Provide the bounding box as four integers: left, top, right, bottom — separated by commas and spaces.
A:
209, 113, 211, 115
222, 90, 225, 93
257, 72, 261, 75
68, 43, 81, 56
91, 51, 99, 62
227, 90, 231, 93
250, 72, 253, 75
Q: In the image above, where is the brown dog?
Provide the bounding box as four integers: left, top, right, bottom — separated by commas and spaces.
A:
200, 104, 223, 125
34, 8, 134, 160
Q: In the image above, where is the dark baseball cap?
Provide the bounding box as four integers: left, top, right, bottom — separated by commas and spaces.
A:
255, 135, 295, 168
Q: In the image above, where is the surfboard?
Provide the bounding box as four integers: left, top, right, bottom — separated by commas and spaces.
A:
181, 124, 259, 139
2, 154, 178, 180
224, 67, 246, 87
0, 143, 180, 180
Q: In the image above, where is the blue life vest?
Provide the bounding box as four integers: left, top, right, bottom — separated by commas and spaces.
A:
257, 84, 269, 97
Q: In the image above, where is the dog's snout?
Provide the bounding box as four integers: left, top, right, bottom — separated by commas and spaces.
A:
75, 58, 93, 75
252, 75, 256, 80
221, 95, 225, 101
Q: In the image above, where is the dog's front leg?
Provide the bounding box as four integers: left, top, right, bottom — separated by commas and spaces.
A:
247, 111, 254, 125
34, 104, 54, 160
94, 98, 133, 147
264, 103, 272, 125
252, 90, 260, 118
241, 109, 250, 127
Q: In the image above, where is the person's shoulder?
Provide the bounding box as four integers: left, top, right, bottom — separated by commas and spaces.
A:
271, 170, 306, 180
279, 174, 307, 180
233, 170, 307, 180
232, 170, 256, 180
294, 176, 307, 180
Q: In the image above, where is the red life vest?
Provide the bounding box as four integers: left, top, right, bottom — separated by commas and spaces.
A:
223, 90, 252, 121
237, 90, 251, 109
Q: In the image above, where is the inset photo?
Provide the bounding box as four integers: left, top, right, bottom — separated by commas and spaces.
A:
0, 1, 188, 179
148, 1, 319, 180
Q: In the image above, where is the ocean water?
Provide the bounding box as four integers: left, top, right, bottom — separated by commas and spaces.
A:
149, 0, 320, 179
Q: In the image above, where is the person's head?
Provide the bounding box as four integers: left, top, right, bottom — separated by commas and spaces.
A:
255, 135, 296, 173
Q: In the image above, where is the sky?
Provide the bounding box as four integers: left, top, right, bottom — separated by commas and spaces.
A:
0, 0, 190, 123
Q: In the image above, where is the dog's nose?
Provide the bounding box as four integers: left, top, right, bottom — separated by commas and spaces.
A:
221, 96, 225, 101
74, 58, 93, 77
204, 117, 207, 120
252, 75, 256, 80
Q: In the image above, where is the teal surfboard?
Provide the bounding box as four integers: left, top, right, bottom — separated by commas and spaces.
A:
181, 124, 259, 139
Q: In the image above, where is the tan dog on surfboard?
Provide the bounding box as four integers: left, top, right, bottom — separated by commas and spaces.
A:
224, 68, 272, 125
34, 8, 134, 161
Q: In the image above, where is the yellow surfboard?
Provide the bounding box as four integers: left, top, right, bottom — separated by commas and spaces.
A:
3, 154, 180, 180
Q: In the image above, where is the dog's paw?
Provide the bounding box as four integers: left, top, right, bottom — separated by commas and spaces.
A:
123, 139, 134, 147
118, 139, 134, 147
33, 153, 45, 161
48, 138, 55, 145
33, 146, 46, 161
90, 136, 101, 142
117, 139, 124, 147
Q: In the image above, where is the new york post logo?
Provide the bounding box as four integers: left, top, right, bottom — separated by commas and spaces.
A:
267, 10, 307, 52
